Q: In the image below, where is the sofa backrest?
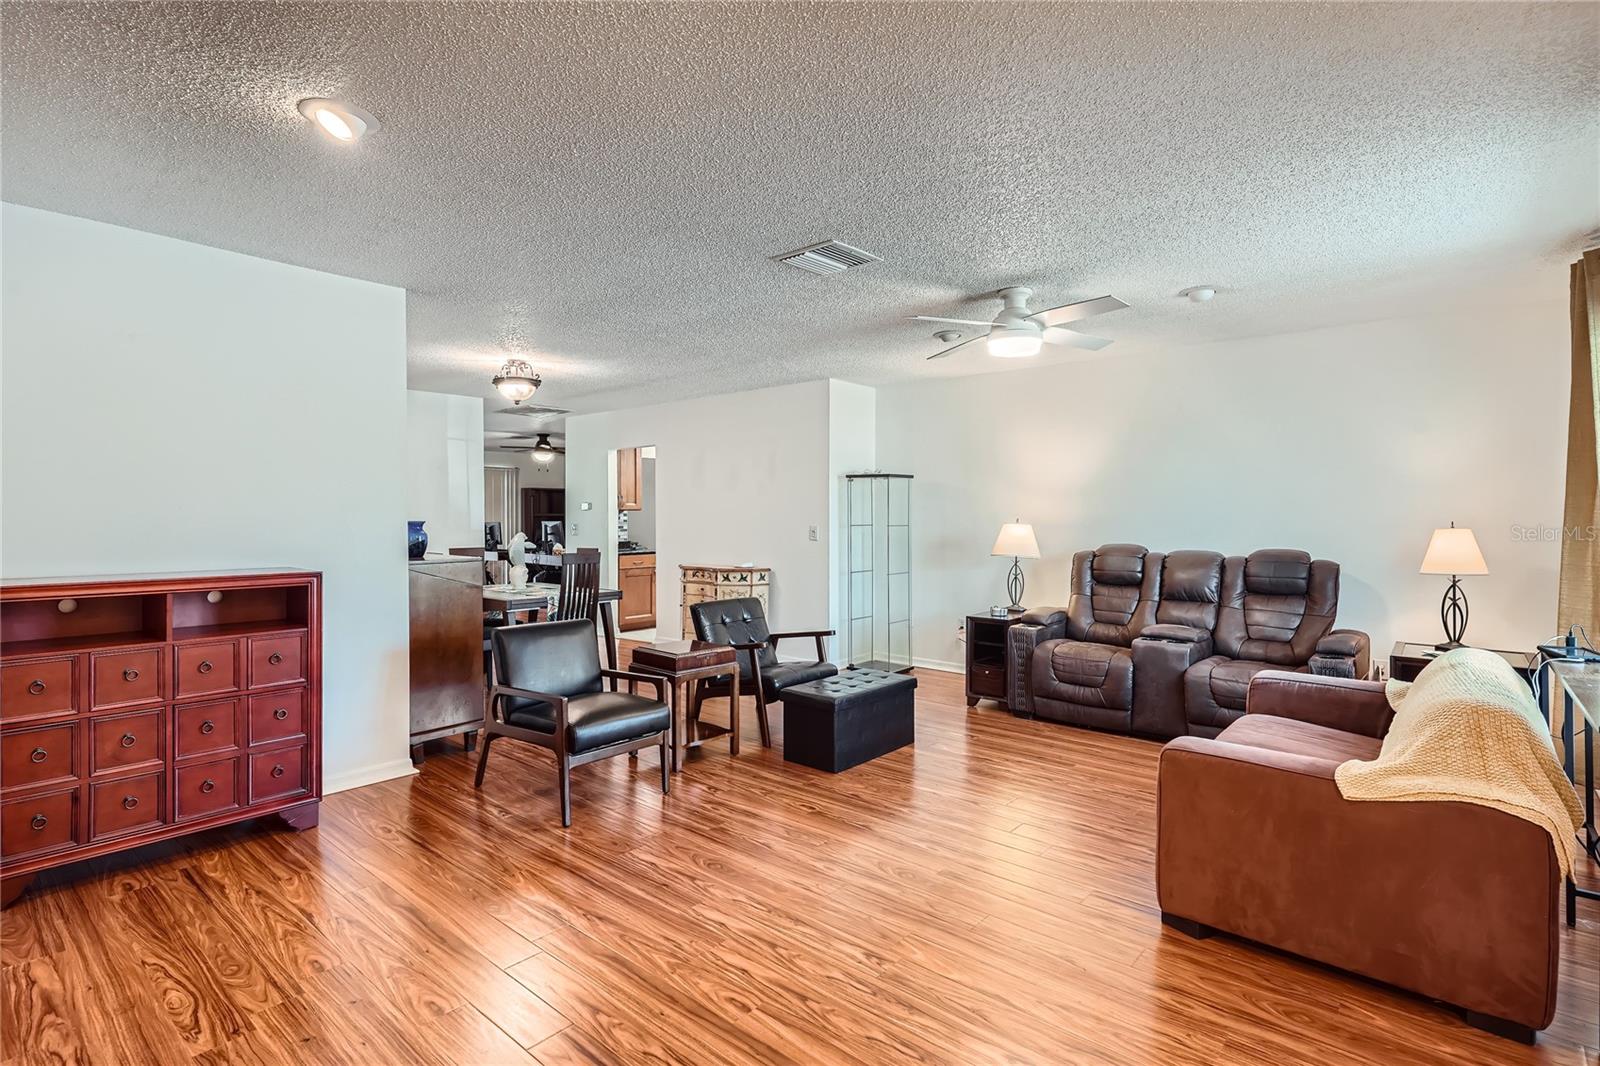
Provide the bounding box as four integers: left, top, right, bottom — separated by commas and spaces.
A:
1154, 550, 1225, 632
1065, 543, 1163, 646
1213, 549, 1340, 665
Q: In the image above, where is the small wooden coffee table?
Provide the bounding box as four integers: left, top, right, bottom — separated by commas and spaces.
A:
629, 640, 740, 772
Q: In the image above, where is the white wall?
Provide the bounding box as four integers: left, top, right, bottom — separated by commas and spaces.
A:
564, 380, 834, 643
406, 390, 483, 554
876, 294, 1571, 669
0, 203, 412, 792
827, 380, 878, 647
486, 448, 565, 494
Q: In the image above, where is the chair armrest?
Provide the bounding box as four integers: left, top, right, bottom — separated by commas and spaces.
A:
770, 629, 833, 661
599, 669, 667, 701
1157, 736, 1560, 1030
1006, 618, 1065, 714
489, 684, 568, 725
1020, 606, 1067, 627
1140, 624, 1210, 644
1244, 670, 1392, 738
1309, 628, 1371, 680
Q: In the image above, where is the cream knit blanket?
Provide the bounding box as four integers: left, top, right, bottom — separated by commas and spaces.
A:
1334, 647, 1584, 877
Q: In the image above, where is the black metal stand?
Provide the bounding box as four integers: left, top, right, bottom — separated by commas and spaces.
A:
1005, 556, 1024, 610
1434, 575, 1468, 651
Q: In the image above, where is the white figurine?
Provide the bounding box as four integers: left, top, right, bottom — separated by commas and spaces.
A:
508, 533, 529, 588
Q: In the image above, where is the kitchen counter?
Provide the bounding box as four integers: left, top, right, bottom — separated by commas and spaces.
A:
618, 547, 656, 556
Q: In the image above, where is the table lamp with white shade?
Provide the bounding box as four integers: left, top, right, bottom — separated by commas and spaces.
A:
992, 521, 1041, 610
1419, 523, 1488, 650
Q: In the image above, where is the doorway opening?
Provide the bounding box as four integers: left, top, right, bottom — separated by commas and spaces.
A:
614, 445, 657, 639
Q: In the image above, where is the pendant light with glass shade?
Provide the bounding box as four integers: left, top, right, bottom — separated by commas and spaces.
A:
531, 434, 556, 464
492, 358, 542, 405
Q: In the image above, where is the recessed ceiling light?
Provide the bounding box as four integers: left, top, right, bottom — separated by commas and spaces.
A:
296, 98, 378, 143
1180, 286, 1217, 303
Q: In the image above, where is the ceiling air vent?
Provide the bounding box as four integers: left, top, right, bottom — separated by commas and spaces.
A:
495, 404, 570, 418
773, 240, 880, 277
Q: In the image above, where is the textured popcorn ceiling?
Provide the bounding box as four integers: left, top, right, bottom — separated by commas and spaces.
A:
3, 2, 1596, 437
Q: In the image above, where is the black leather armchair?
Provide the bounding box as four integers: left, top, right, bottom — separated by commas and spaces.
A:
474, 619, 671, 826
688, 597, 837, 746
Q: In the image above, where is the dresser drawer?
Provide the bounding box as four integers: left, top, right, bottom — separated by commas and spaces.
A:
682, 581, 715, 600
175, 641, 238, 698
248, 634, 306, 689
682, 568, 718, 583
249, 745, 308, 803
247, 688, 306, 746
0, 788, 78, 861
175, 698, 238, 759
1, 723, 77, 792
0, 657, 76, 721
90, 710, 163, 775
90, 647, 163, 709
968, 662, 1006, 697
175, 757, 239, 822
89, 770, 165, 841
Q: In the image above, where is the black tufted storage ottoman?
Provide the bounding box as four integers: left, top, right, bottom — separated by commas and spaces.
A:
781, 669, 916, 773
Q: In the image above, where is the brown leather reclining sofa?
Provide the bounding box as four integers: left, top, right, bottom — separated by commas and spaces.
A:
1006, 544, 1370, 738
1159, 671, 1561, 1043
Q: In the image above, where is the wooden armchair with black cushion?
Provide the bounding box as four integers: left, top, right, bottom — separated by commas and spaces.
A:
475, 618, 670, 826
688, 597, 837, 746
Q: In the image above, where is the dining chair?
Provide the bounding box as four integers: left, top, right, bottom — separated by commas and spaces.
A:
551, 547, 601, 622
475, 618, 671, 826
688, 597, 837, 747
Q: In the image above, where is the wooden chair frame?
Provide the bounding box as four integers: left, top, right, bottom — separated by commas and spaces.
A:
475, 667, 669, 826
690, 629, 834, 747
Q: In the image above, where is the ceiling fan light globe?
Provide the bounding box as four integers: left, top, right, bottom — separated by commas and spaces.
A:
988, 330, 1042, 358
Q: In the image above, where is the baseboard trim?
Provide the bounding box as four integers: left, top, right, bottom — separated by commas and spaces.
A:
322, 758, 419, 796
912, 657, 963, 675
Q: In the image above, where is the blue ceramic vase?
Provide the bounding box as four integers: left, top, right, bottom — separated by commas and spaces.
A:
407, 520, 428, 559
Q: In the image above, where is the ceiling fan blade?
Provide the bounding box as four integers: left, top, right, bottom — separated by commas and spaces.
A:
1041, 327, 1113, 351
1030, 295, 1128, 327
910, 315, 997, 327
926, 335, 986, 361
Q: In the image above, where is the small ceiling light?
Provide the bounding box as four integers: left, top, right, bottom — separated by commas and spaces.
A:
531, 434, 556, 464
1180, 286, 1217, 303
296, 98, 378, 143
988, 326, 1043, 358
492, 358, 542, 404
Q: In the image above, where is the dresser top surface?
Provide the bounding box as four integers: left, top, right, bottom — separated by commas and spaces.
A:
2, 568, 320, 593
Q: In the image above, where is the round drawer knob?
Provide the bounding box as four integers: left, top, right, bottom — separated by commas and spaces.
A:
29, 747, 47, 764
123, 668, 140, 682
274, 708, 288, 721
122, 796, 139, 810
120, 733, 136, 748
268, 653, 283, 665
271, 765, 285, 778
27, 680, 46, 695
200, 720, 215, 735
200, 779, 216, 794
197, 660, 214, 674
30, 814, 47, 831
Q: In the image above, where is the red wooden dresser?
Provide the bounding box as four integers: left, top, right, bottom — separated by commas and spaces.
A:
0, 569, 321, 906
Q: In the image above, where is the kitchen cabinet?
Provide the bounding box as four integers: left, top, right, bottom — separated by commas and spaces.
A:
618, 553, 656, 630
617, 448, 643, 512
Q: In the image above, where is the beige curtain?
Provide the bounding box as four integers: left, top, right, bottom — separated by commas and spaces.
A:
1560, 251, 1600, 644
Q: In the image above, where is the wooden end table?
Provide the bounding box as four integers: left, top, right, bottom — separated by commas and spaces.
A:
630, 640, 740, 773
1389, 642, 1536, 686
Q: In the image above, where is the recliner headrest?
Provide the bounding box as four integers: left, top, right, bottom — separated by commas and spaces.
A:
1091, 544, 1148, 587
1162, 551, 1224, 601
1244, 549, 1312, 595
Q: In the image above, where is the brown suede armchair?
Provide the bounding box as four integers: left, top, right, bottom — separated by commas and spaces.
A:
1157, 671, 1562, 1044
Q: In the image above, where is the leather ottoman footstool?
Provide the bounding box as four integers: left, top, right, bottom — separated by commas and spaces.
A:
781, 669, 916, 772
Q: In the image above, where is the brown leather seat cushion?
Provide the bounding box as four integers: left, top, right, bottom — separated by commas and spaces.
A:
1045, 640, 1134, 710
1215, 713, 1382, 769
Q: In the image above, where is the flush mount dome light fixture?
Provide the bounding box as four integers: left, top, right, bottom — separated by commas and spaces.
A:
987, 325, 1044, 358
531, 434, 556, 464
492, 358, 542, 404
296, 98, 379, 143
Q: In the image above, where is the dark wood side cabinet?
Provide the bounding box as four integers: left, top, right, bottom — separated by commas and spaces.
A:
966, 612, 1023, 709
0, 569, 322, 907
618, 552, 656, 631
408, 558, 485, 761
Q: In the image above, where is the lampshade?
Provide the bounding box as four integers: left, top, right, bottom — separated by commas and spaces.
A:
1419, 526, 1488, 576
991, 522, 1041, 559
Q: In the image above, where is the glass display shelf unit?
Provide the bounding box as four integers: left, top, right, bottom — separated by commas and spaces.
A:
845, 473, 913, 674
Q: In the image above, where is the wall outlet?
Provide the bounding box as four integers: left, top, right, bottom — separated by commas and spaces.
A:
808, 525, 818, 542
580, 501, 592, 511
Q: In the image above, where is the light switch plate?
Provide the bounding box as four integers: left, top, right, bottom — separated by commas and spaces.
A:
808, 525, 818, 542
581, 502, 592, 511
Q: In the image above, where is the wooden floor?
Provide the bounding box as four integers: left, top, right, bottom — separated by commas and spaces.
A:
3, 660, 1597, 1066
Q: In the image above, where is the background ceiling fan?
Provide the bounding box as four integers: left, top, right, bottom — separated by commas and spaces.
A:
489, 432, 565, 463
913, 286, 1127, 360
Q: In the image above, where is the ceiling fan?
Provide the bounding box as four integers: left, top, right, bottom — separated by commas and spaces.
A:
912, 286, 1127, 360
490, 432, 565, 463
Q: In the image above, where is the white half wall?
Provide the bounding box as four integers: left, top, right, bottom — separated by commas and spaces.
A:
876, 290, 1571, 670
0, 203, 413, 793
564, 380, 834, 644
407, 390, 484, 555
827, 380, 877, 647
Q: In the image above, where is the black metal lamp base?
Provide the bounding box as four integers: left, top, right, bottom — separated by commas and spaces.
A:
1005, 557, 1025, 610
1436, 576, 1469, 651
1433, 640, 1466, 652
